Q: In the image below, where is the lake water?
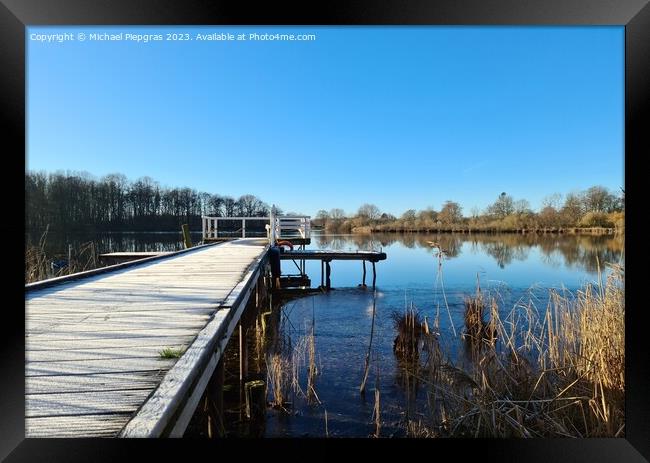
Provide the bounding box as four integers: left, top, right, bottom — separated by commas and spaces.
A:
25, 230, 204, 257
265, 232, 624, 437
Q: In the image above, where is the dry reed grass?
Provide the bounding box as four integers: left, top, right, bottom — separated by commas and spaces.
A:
372, 387, 381, 438
25, 229, 100, 284
411, 263, 624, 437
266, 351, 291, 409
291, 326, 321, 404
392, 305, 427, 362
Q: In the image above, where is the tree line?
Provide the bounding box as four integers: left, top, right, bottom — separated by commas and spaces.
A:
25, 171, 271, 232
314, 186, 625, 233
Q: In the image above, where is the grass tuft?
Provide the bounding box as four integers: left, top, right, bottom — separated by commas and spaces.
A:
159, 347, 184, 359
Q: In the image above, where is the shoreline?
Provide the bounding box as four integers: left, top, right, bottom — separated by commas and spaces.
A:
337, 226, 621, 235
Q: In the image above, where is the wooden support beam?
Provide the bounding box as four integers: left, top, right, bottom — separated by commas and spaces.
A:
181, 224, 192, 249
372, 261, 377, 290
206, 358, 225, 438
325, 261, 331, 290
244, 380, 266, 430
362, 260, 367, 287
239, 323, 248, 384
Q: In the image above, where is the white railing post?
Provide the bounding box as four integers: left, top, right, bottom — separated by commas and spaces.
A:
270, 205, 276, 244
242, 218, 246, 238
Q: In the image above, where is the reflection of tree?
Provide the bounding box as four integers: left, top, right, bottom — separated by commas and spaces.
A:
26, 230, 196, 257
313, 232, 624, 271
367, 233, 463, 258
481, 241, 517, 268
434, 235, 462, 258
314, 235, 347, 250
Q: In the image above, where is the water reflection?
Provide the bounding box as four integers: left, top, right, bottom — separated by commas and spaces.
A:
25, 230, 204, 257
314, 232, 623, 273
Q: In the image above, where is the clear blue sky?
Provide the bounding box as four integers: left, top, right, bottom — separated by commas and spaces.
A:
27, 26, 624, 217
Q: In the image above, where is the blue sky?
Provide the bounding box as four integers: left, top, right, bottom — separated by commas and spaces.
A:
27, 26, 624, 217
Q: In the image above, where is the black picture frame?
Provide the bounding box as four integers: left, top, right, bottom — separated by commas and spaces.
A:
2, 0, 647, 461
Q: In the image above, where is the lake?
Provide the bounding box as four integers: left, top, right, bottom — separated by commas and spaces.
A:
265, 231, 624, 437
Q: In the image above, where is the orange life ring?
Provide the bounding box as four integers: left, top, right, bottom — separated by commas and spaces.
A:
276, 240, 294, 251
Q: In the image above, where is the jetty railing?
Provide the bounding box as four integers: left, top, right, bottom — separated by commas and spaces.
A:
201, 214, 310, 241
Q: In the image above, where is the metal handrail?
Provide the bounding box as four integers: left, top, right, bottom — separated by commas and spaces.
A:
201, 212, 311, 241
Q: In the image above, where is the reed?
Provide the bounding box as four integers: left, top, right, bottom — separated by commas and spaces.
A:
25, 232, 101, 284
462, 294, 497, 350
25, 227, 51, 283
360, 291, 377, 394
291, 326, 321, 404
266, 351, 291, 409
324, 409, 329, 437
406, 419, 435, 438
392, 305, 426, 362
372, 387, 381, 438
307, 326, 319, 403
414, 263, 624, 437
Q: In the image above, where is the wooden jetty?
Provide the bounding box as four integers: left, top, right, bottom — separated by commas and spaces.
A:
279, 249, 387, 290
24, 208, 388, 437
25, 239, 268, 437
280, 249, 387, 262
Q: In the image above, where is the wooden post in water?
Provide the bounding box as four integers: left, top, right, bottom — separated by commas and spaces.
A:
239, 323, 248, 383
244, 380, 266, 420
325, 260, 331, 290
239, 318, 250, 422
181, 224, 192, 249
362, 260, 367, 287
320, 260, 324, 288
372, 261, 377, 290
205, 358, 225, 438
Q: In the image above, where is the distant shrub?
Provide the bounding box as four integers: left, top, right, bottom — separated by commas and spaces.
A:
608, 211, 624, 231
578, 212, 613, 228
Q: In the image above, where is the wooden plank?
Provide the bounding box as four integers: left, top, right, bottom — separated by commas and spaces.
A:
25, 308, 217, 318
26, 336, 197, 351
100, 252, 172, 257
26, 389, 153, 418
26, 345, 194, 363
26, 328, 204, 342
26, 371, 166, 394
26, 414, 132, 438
26, 321, 210, 334
26, 314, 212, 327
26, 320, 210, 335
27, 357, 177, 377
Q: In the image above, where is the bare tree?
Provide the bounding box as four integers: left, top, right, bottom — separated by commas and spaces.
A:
238, 194, 267, 216
582, 186, 617, 213
487, 192, 514, 219
542, 193, 563, 210
329, 208, 346, 220
315, 209, 330, 227
438, 201, 463, 224
357, 203, 381, 221
513, 199, 531, 214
